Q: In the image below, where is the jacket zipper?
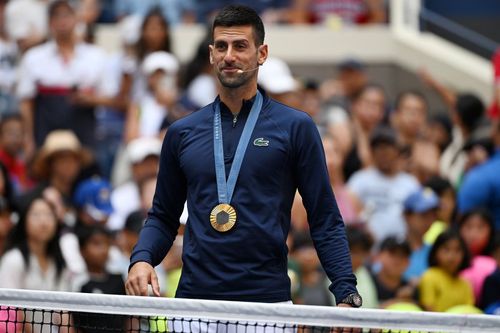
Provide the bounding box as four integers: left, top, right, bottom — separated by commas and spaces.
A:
232, 113, 238, 127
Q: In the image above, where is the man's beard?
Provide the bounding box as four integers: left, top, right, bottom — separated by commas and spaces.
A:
217, 71, 249, 88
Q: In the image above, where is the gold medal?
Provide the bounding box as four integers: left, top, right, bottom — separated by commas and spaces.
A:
210, 203, 237, 232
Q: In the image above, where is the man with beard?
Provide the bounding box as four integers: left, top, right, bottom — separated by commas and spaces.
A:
126, 4, 360, 312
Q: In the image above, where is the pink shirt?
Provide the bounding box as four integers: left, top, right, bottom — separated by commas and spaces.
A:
460, 256, 497, 303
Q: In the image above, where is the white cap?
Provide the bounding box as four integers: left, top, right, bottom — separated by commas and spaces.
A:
258, 57, 297, 94
142, 51, 180, 76
126, 137, 162, 164
119, 15, 142, 45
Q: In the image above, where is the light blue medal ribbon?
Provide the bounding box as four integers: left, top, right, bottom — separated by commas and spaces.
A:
211, 91, 263, 232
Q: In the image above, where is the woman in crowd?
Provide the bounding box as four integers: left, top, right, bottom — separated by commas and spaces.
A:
0, 195, 70, 290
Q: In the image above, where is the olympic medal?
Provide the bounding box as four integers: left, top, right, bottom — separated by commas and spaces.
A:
210, 204, 237, 232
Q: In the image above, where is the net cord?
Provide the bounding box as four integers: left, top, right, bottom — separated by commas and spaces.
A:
1, 288, 499, 332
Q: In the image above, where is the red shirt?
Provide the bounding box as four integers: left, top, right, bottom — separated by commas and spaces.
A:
489, 47, 500, 119
0, 149, 33, 193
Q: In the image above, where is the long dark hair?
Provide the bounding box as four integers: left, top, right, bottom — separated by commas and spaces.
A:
457, 208, 495, 256
428, 229, 470, 274
136, 7, 171, 62
5, 195, 66, 278
180, 33, 212, 90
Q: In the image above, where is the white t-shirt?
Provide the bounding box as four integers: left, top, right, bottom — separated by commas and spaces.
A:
347, 168, 420, 242
138, 93, 167, 137
16, 41, 113, 99
0, 248, 71, 291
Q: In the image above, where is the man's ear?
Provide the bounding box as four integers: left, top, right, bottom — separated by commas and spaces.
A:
258, 44, 268, 66
209, 45, 214, 64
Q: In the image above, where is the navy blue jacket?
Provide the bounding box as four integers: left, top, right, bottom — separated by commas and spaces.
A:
130, 92, 357, 302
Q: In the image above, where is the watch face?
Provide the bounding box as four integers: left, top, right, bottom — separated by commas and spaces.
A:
352, 294, 362, 307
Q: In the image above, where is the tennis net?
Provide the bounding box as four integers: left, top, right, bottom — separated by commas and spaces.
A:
1, 288, 500, 333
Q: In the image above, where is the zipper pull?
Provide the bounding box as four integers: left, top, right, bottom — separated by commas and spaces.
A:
232, 114, 238, 127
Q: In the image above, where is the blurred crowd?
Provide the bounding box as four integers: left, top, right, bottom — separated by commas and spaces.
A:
0, 0, 499, 323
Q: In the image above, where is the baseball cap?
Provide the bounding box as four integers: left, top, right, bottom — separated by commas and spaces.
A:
74, 178, 114, 221
258, 57, 297, 94
126, 137, 162, 164
404, 187, 439, 213
142, 51, 180, 76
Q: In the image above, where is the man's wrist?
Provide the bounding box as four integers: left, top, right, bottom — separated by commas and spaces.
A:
338, 292, 362, 308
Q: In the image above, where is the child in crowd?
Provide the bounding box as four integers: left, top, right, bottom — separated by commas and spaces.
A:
72, 225, 126, 332
480, 232, 500, 312
371, 237, 414, 307
292, 234, 332, 306
423, 176, 456, 244
402, 187, 439, 282
345, 225, 378, 308
419, 229, 473, 312
458, 208, 496, 304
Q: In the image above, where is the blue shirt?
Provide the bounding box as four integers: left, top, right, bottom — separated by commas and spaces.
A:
458, 150, 500, 229
131, 92, 357, 302
403, 244, 431, 281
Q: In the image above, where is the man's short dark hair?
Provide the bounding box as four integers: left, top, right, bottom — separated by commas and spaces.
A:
48, 0, 75, 19
212, 5, 265, 46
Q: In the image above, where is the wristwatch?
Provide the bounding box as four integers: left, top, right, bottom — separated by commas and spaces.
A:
339, 292, 363, 308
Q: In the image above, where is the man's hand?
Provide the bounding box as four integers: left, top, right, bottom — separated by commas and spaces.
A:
125, 262, 161, 297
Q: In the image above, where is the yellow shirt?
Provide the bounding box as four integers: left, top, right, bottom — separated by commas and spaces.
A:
419, 267, 474, 312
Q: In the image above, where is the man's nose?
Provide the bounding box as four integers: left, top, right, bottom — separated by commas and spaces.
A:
224, 46, 236, 63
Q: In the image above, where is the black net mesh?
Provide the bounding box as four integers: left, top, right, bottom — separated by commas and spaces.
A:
0, 305, 450, 332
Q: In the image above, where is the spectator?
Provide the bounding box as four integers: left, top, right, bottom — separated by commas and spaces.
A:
458, 119, 500, 229
108, 137, 161, 231
115, 0, 196, 27
427, 114, 452, 153
128, 8, 172, 102
320, 58, 369, 112
0, 195, 70, 290
343, 84, 386, 180
391, 91, 429, 149
17, 0, 113, 156
292, 235, 332, 306
60, 176, 114, 275
73, 225, 125, 294
371, 237, 414, 307
347, 127, 419, 242
179, 35, 217, 112
479, 232, 500, 311
402, 187, 439, 282
419, 229, 473, 312
322, 133, 360, 223
0, 0, 18, 115
25, 130, 92, 223
258, 57, 301, 109
124, 51, 180, 141
4, 0, 48, 53
345, 225, 378, 308
439, 94, 487, 187
290, 0, 386, 25
423, 176, 456, 244
71, 224, 126, 332
0, 113, 32, 193
458, 209, 496, 304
